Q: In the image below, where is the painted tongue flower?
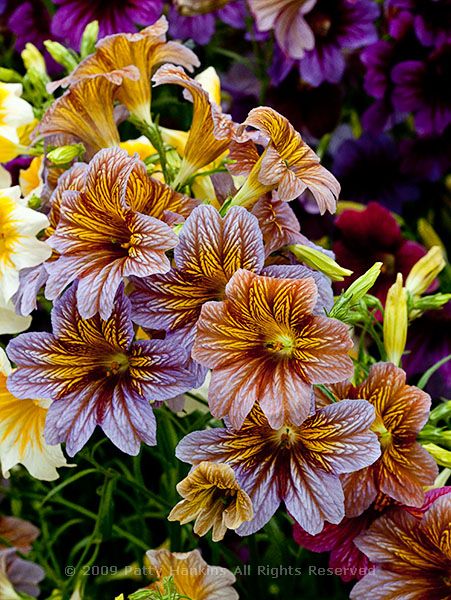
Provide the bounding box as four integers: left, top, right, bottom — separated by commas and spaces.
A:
51, 0, 164, 50
176, 400, 380, 535
6, 284, 201, 456
350, 491, 451, 599
0, 83, 35, 163
298, 0, 380, 87
317, 362, 438, 516
386, 0, 451, 47
0, 549, 44, 599
168, 461, 253, 541
44, 147, 185, 320
229, 107, 340, 213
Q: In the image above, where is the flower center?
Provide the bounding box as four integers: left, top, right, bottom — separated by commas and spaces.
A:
265, 332, 296, 357
103, 353, 129, 377
308, 12, 333, 38
273, 425, 298, 448
371, 418, 392, 450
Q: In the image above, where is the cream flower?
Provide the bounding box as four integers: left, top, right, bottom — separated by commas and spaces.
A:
0, 83, 35, 162
0, 186, 51, 304
0, 301, 31, 335
0, 348, 70, 481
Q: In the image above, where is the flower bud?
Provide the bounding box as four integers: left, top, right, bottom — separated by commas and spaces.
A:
0, 67, 22, 83
44, 40, 79, 72
288, 244, 353, 281
21, 43, 47, 77
330, 262, 382, 319
405, 246, 446, 297
411, 292, 451, 317
383, 273, 407, 366
47, 144, 85, 165
421, 443, 451, 468
80, 20, 99, 58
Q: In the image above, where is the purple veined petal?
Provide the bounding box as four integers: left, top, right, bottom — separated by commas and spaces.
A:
75, 258, 126, 320
168, 6, 216, 45
99, 381, 157, 455
1, 548, 45, 598
300, 44, 346, 87
285, 460, 345, 535
235, 463, 281, 535
175, 427, 229, 464
261, 264, 334, 314
44, 253, 91, 302
12, 264, 48, 316
274, 2, 315, 60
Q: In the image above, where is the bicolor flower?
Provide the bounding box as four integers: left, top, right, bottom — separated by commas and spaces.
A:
37, 68, 139, 158
50, 17, 199, 125
0, 549, 44, 600
317, 362, 437, 516
350, 492, 451, 599
192, 269, 353, 429
176, 400, 380, 535
152, 65, 234, 188
168, 461, 253, 541
45, 148, 188, 320
0, 348, 69, 481
6, 284, 201, 456
0, 83, 34, 162
145, 549, 238, 600
229, 107, 340, 213
0, 186, 51, 305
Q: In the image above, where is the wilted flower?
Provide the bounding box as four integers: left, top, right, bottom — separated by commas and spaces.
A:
7, 284, 201, 456
45, 148, 186, 320
350, 492, 451, 599
145, 549, 238, 599
318, 362, 437, 515
168, 461, 253, 541
0, 186, 51, 305
176, 400, 380, 534
192, 269, 353, 429
383, 273, 407, 365
229, 107, 340, 213
0, 348, 69, 481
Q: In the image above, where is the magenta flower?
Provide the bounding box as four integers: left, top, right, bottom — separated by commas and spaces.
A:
7, 284, 201, 456
176, 401, 380, 535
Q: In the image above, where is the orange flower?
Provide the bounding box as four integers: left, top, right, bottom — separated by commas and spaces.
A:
229, 107, 340, 213
50, 17, 199, 125
152, 65, 234, 188
168, 461, 253, 541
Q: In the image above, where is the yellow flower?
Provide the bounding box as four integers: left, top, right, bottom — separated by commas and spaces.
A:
383, 273, 407, 366
168, 461, 253, 541
0, 348, 70, 481
0, 301, 31, 335
19, 156, 43, 199
405, 245, 446, 297
0, 83, 34, 161
120, 136, 157, 161
0, 186, 51, 304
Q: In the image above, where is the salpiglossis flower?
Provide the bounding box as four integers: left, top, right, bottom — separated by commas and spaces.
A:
176, 400, 380, 534
317, 362, 437, 515
350, 492, 451, 599
0, 83, 34, 162
168, 461, 253, 541
0, 348, 69, 481
45, 147, 195, 320
229, 107, 340, 213
6, 284, 201, 456
192, 268, 353, 429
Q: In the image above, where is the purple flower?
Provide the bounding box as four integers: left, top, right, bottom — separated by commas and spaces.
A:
392, 44, 451, 136
386, 0, 451, 47
400, 127, 451, 181
7, 284, 202, 456
176, 401, 380, 535
0, 549, 44, 598
51, 0, 163, 50
298, 0, 380, 86
331, 134, 420, 212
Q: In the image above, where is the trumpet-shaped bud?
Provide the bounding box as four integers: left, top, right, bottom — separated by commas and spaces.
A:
421, 443, 451, 468
383, 273, 407, 366
288, 244, 353, 281
405, 246, 446, 297
80, 20, 99, 58
46, 143, 85, 165
43, 41, 78, 72
330, 262, 382, 320
21, 43, 47, 77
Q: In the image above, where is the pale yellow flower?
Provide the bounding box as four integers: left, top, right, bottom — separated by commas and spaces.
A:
383, 273, 407, 366
19, 156, 43, 200
0, 348, 71, 481
0, 186, 51, 304
0, 301, 31, 335
0, 83, 34, 162
405, 245, 446, 297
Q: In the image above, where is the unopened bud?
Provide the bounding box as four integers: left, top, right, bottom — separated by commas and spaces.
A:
22, 43, 47, 77
330, 262, 382, 319
421, 443, 451, 468
288, 244, 353, 281
0, 68, 22, 83
80, 21, 99, 58
411, 292, 451, 318
47, 144, 85, 165
44, 40, 79, 72
405, 246, 446, 297
383, 273, 407, 366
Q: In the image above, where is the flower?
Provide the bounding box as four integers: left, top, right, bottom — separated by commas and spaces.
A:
248, 0, 316, 60
392, 44, 451, 136
19, 156, 43, 200
229, 107, 340, 213
0, 83, 35, 162
152, 65, 234, 188
51, 0, 164, 50
383, 273, 407, 366
45, 148, 186, 320
405, 245, 446, 297
333, 202, 429, 303
298, 0, 380, 87
0, 301, 31, 334
145, 549, 238, 599
350, 492, 451, 599
331, 134, 420, 211
6, 284, 201, 456
0, 549, 44, 599
37, 69, 139, 158
192, 268, 353, 429
0, 347, 70, 481
51, 17, 199, 125
386, 0, 451, 47
0, 185, 51, 305
168, 461, 253, 541
176, 400, 379, 534
318, 362, 437, 515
